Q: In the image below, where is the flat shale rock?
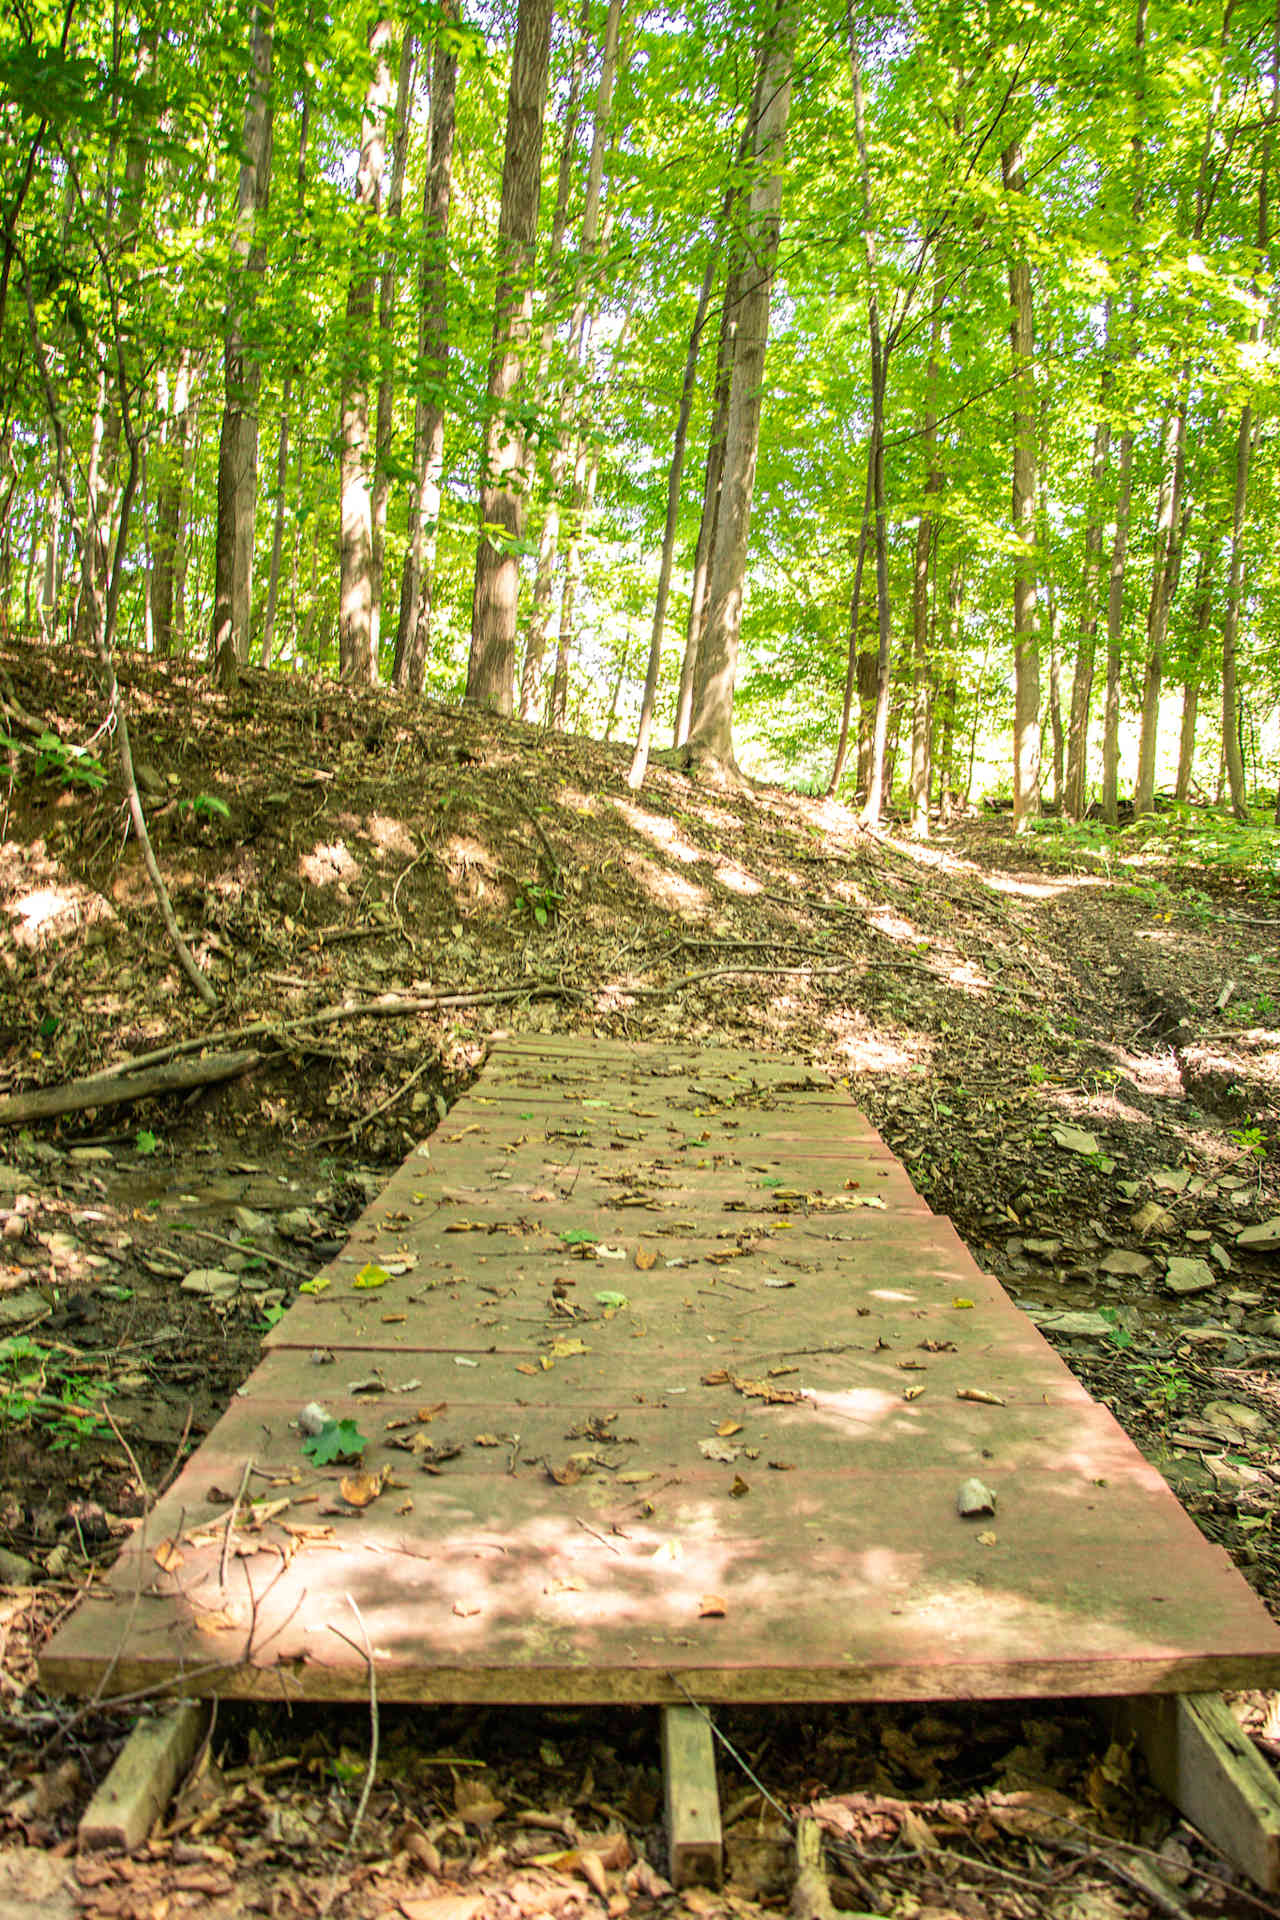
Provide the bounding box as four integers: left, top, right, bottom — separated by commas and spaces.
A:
1164, 1257, 1218, 1297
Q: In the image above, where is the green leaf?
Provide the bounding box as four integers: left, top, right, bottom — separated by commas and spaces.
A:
135, 1129, 159, 1156
353, 1261, 390, 1289
302, 1418, 367, 1464
595, 1290, 628, 1309
560, 1228, 598, 1246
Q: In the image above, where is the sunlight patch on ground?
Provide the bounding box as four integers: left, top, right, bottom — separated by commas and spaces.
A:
9, 886, 77, 947
979, 871, 1097, 902
364, 813, 417, 858
619, 849, 709, 914
869, 906, 922, 944
714, 863, 762, 896
556, 786, 599, 818
300, 841, 361, 889
611, 798, 706, 867
826, 1015, 933, 1078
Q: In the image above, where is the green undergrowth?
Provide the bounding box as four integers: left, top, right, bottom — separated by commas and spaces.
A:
1030, 803, 1280, 894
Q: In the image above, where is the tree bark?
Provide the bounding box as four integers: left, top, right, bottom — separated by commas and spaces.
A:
212, 4, 274, 689
1003, 137, 1040, 832
684, 1, 798, 767
549, 0, 625, 730
261, 88, 311, 669
1175, 534, 1215, 804
152, 353, 194, 657
394, 6, 460, 693
517, 0, 592, 721
369, 32, 417, 663
826, 455, 873, 797
1101, 431, 1135, 825
466, 0, 555, 713
627, 223, 719, 787
338, 18, 393, 686
908, 267, 944, 836
1133, 398, 1187, 814
1063, 323, 1113, 819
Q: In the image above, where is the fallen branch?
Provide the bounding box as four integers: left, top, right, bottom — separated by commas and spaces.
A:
0, 1048, 261, 1128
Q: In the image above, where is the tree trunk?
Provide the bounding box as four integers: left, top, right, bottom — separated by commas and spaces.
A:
152, 352, 194, 657
548, 0, 625, 730
908, 267, 944, 836
212, 4, 274, 688
1134, 399, 1188, 815
1047, 587, 1064, 808
684, 2, 797, 767
338, 18, 393, 686
1003, 137, 1040, 831
1221, 404, 1254, 822
628, 222, 719, 788
394, 5, 459, 693
826, 455, 873, 796
1175, 535, 1216, 803
1063, 330, 1113, 818
466, 0, 555, 713
261, 88, 311, 669
517, 0, 592, 721
369, 32, 417, 663
1101, 431, 1135, 825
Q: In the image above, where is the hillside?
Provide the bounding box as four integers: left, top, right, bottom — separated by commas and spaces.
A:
0, 642, 1278, 1919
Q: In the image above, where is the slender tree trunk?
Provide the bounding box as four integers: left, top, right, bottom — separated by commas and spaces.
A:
685, 2, 797, 768
369, 33, 416, 662
628, 225, 719, 787
1134, 398, 1188, 814
338, 18, 393, 686
212, 4, 274, 688
1003, 137, 1040, 831
152, 353, 193, 657
518, 0, 592, 720
908, 267, 943, 836
1064, 331, 1113, 818
1101, 431, 1135, 824
394, 5, 459, 693
1221, 405, 1254, 822
826, 455, 873, 796
1175, 535, 1216, 803
261, 89, 311, 669
466, 0, 555, 712
549, 0, 625, 730
1047, 588, 1064, 807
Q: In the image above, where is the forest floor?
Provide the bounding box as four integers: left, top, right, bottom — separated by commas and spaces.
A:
0, 640, 1278, 1920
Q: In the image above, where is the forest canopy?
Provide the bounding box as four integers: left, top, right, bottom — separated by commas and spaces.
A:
3, 0, 1280, 828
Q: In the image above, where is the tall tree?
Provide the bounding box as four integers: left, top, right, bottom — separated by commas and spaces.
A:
212, 2, 274, 690
1003, 133, 1040, 831
685, 0, 798, 768
466, 0, 555, 714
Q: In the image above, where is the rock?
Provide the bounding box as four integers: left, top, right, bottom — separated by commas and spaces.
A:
234, 1206, 272, 1234
180, 1266, 240, 1299
1235, 1216, 1280, 1251
67, 1146, 113, 1164
1151, 1168, 1192, 1195
1164, 1257, 1217, 1297
1052, 1125, 1099, 1156
1201, 1399, 1267, 1436
0, 1545, 35, 1583
1131, 1201, 1175, 1235
1100, 1248, 1153, 1277
277, 1207, 320, 1239
1258, 1312, 1280, 1340
1022, 1237, 1062, 1258
0, 1166, 30, 1193
1025, 1308, 1115, 1339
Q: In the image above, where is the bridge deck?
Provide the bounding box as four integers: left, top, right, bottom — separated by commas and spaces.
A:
40, 1035, 1280, 1704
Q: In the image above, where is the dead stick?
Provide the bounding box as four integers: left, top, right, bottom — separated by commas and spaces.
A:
219, 1457, 254, 1589
0, 1049, 261, 1128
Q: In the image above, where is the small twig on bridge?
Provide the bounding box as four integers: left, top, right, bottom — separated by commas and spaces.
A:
219, 1457, 254, 1590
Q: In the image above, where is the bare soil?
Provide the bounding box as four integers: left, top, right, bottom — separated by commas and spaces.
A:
0, 641, 1277, 1919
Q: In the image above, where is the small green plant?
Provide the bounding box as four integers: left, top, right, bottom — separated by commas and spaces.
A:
1229, 1123, 1267, 1168
513, 877, 564, 929
1097, 1306, 1132, 1350
1134, 1360, 1190, 1422
0, 1333, 113, 1450
135, 1128, 160, 1156
1026, 1063, 1049, 1085
0, 727, 107, 792
259, 1303, 286, 1332
178, 792, 231, 821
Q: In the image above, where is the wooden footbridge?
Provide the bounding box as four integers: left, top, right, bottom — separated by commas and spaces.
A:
43, 1035, 1280, 1882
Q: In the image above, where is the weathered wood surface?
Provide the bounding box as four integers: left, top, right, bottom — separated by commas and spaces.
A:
662, 1705, 723, 1888
40, 1035, 1280, 1704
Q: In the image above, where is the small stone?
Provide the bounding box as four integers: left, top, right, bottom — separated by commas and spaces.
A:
1164, 1257, 1218, 1297
1202, 1399, 1267, 1435
1022, 1238, 1062, 1259
1026, 1308, 1115, 1339
0, 1545, 35, 1582
180, 1267, 240, 1299
277, 1208, 320, 1239
1100, 1248, 1153, 1278
1185, 1229, 1212, 1243
1131, 1201, 1175, 1235
234, 1206, 271, 1234
1117, 1180, 1143, 1200
1053, 1126, 1100, 1156
67, 1146, 113, 1164
1152, 1168, 1192, 1195
1235, 1217, 1280, 1251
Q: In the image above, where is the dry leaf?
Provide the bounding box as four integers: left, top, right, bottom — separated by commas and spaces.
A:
416, 1403, 447, 1422
153, 1538, 184, 1572
956, 1387, 1006, 1406
729, 1475, 750, 1498
903, 1385, 926, 1401
716, 1419, 742, 1437
699, 1438, 740, 1464
339, 1467, 388, 1509
473, 1433, 502, 1447
698, 1594, 727, 1617
617, 1468, 654, 1484
978, 1530, 998, 1546
452, 1600, 482, 1619
399, 1895, 485, 1920
546, 1459, 583, 1486
633, 1246, 657, 1270
767, 1459, 796, 1471
549, 1336, 590, 1359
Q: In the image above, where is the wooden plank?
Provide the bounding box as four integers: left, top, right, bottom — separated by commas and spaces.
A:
1116, 1693, 1280, 1891
39, 1036, 1280, 1712
78, 1701, 210, 1851
662, 1706, 722, 1888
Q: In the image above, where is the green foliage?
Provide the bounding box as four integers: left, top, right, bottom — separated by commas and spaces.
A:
178, 793, 231, 821
0, 1334, 113, 1450
513, 878, 564, 930
302, 1417, 367, 1464
0, 729, 107, 792
135, 1129, 160, 1156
